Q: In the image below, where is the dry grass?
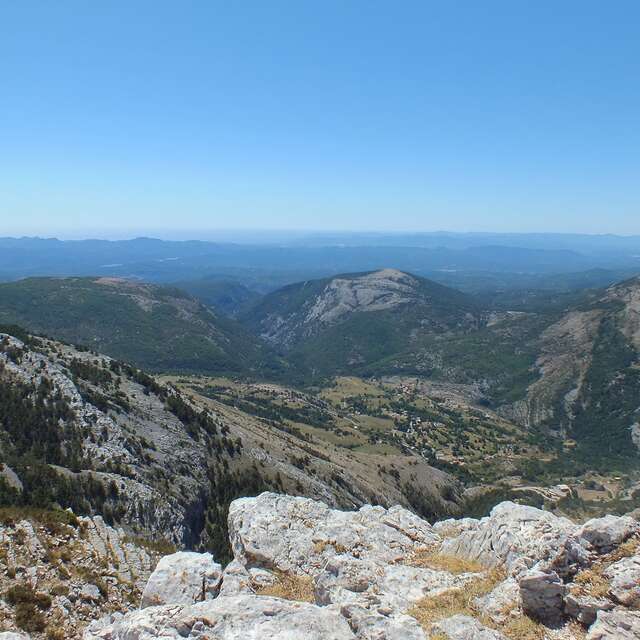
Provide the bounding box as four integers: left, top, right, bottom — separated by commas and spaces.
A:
407, 550, 485, 574
408, 567, 505, 628
572, 567, 611, 598
500, 615, 547, 640
255, 571, 315, 603
607, 535, 639, 563
570, 534, 639, 599
313, 540, 348, 555
409, 567, 550, 640
122, 535, 177, 557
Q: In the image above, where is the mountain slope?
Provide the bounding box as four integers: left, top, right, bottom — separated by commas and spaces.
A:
244, 268, 640, 468
499, 276, 640, 466
0, 328, 462, 561
0, 277, 287, 378
172, 277, 261, 317
241, 269, 482, 376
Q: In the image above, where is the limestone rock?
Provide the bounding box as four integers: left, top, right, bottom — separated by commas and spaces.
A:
431, 614, 507, 639
564, 593, 614, 626
337, 603, 426, 640
83, 594, 356, 639
578, 515, 639, 552
0, 633, 31, 640
473, 577, 520, 624
519, 569, 565, 624
218, 560, 253, 596
80, 583, 103, 603
315, 554, 477, 612
440, 502, 587, 578
140, 551, 222, 608
604, 553, 640, 607
586, 610, 640, 639
228, 492, 439, 576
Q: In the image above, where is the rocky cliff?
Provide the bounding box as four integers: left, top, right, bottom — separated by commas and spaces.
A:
4, 492, 630, 640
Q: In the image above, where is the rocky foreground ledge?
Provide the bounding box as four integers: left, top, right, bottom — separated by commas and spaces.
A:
3, 493, 640, 639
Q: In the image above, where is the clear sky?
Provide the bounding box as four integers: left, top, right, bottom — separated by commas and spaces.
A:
1, 1, 639, 237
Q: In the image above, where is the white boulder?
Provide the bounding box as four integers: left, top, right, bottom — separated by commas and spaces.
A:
604, 553, 640, 607
140, 551, 223, 608
518, 569, 565, 624
84, 594, 356, 639
440, 502, 587, 578
578, 515, 639, 552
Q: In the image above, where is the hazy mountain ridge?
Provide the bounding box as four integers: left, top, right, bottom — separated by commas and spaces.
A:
1, 235, 639, 289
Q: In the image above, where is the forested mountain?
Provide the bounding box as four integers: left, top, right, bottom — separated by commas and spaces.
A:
171, 277, 261, 317
0, 277, 289, 378
500, 276, 640, 468
241, 269, 483, 376
2, 269, 640, 473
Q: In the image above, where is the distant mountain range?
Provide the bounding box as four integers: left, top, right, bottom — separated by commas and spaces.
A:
1, 235, 638, 293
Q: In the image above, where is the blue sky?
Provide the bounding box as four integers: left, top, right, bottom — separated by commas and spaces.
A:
1, 1, 639, 237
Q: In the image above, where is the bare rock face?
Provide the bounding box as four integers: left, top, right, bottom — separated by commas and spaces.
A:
78, 494, 640, 640
586, 610, 640, 639
519, 569, 565, 624
0, 514, 156, 639
432, 615, 508, 639
218, 560, 253, 597
337, 604, 426, 640
440, 501, 589, 578
305, 269, 420, 327
605, 553, 640, 607
473, 577, 520, 625
578, 515, 639, 552
315, 555, 478, 613
564, 593, 614, 626
85, 595, 356, 640
140, 551, 223, 608
228, 493, 439, 576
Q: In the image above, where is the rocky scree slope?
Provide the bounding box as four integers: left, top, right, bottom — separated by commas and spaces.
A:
83, 492, 640, 640
0, 510, 157, 639
0, 330, 461, 556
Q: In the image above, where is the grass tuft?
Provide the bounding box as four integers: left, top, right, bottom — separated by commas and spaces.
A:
408, 567, 505, 628
255, 571, 315, 603
406, 550, 485, 574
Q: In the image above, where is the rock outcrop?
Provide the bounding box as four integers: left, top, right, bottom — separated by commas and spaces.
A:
0, 512, 157, 639
140, 552, 222, 608
82, 493, 640, 640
